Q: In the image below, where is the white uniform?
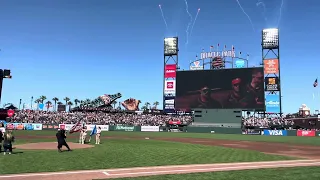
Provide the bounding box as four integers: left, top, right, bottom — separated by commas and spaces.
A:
81, 129, 87, 144
96, 129, 102, 144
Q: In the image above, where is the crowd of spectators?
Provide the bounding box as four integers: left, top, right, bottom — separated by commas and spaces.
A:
9, 110, 193, 126
242, 116, 294, 128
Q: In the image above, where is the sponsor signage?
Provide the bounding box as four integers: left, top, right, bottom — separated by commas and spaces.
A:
164, 64, 176, 78
265, 94, 280, 113
243, 129, 261, 135
190, 61, 203, 70
235, 60, 245, 68
114, 125, 136, 131
264, 59, 279, 74
59, 124, 109, 131
164, 80, 176, 94
141, 126, 160, 132
4, 123, 43, 130
263, 130, 287, 136
297, 130, 315, 137
265, 77, 280, 91
43, 124, 59, 130
200, 51, 236, 59
164, 96, 175, 113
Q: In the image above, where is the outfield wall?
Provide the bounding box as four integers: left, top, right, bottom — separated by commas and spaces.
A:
1, 123, 319, 137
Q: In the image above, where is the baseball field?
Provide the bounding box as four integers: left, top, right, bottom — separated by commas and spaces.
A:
1, 131, 320, 180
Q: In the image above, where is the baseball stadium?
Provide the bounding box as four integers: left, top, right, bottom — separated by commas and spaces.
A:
0, 27, 320, 180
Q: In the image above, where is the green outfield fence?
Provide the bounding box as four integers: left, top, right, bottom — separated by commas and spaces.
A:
3, 123, 320, 137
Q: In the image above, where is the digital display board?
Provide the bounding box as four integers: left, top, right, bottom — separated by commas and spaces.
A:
175, 68, 265, 110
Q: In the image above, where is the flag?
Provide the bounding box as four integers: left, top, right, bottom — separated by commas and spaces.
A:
69, 121, 83, 134
90, 125, 97, 136
314, 79, 318, 87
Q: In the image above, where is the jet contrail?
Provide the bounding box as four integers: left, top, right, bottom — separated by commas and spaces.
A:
158, 4, 168, 30
184, 0, 193, 45
256, 0, 267, 21
235, 0, 255, 32
190, 8, 200, 37
277, 0, 284, 27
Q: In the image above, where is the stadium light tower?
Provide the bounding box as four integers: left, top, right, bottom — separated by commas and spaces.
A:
163, 37, 178, 114
0, 69, 12, 104
261, 28, 282, 115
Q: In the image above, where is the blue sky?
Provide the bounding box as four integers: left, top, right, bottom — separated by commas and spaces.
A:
0, 0, 319, 113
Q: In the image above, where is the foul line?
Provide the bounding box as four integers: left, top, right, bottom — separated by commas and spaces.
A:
105, 161, 320, 177
0, 160, 317, 178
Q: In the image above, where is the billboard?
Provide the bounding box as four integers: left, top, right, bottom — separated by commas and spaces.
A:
265, 77, 280, 91
264, 59, 279, 74
175, 68, 265, 109
164, 37, 178, 56
164, 64, 176, 78
235, 60, 245, 68
265, 94, 280, 113
164, 80, 176, 94
190, 61, 203, 70
164, 96, 175, 113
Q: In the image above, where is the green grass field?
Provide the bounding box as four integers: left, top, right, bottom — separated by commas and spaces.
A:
104, 166, 320, 180
0, 130, 319, 178
13, 130, 320, 146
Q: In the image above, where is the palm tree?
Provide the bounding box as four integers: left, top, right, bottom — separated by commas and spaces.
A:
45, 101, 52, 111
141, 106, 148, 111
52, 97, 59, 111
85, 99, 91, 107
112, 100, 117, 109
67, 101, 73, 111
74, 99, 80, 107
144, 102, 150, 110
39, 95, 47, 104
34, 99, 41, 110
63, 97, 70, 106
153, 101, 159, 109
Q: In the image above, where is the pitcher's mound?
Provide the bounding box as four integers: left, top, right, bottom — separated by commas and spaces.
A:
15, 142, 94, 150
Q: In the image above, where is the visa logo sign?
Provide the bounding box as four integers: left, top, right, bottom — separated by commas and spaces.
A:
263, 130, 287, 136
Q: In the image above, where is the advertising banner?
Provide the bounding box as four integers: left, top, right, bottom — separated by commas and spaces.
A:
141, 126, 159, 132
265, 77, 280, 91
265, 94, 280, 113
43, 124, 59, 130
297, 130, 315, 137
59, 124, 109, 131
190, 61, 203, 70
164, 96, 175, 113
110, 125, 140, 132
164, 64, 176, 78
86, 125, 109, 131
4, 123, 43, 130
264, 59, 279, 74
263, 130, 287, 136
243, 129, 261, 135
164, 80, 176, 95
235, 60, 245, 68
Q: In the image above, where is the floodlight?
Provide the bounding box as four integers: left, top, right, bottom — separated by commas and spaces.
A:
164, 37, 178, 56
262, 28, 279, 49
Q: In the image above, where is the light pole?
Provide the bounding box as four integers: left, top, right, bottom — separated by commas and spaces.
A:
0, 69, 12, 104
31, 96, 34, 110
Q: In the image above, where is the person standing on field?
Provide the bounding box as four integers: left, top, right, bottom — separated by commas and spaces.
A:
3, 130, 14, 155
96, 127, 102, 144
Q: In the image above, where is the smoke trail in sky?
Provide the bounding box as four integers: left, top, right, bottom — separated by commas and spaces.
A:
190, 8, 200, 37
184, 0, 193, 45
158, 4, 168, 30
256, 0, 267, 21
277, 0, 284, 27
235, 0, 255, 32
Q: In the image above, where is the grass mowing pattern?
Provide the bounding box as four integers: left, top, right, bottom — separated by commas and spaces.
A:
13, 130, 320, 146
0, 139, 294, 174
104, 166, 320, 180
